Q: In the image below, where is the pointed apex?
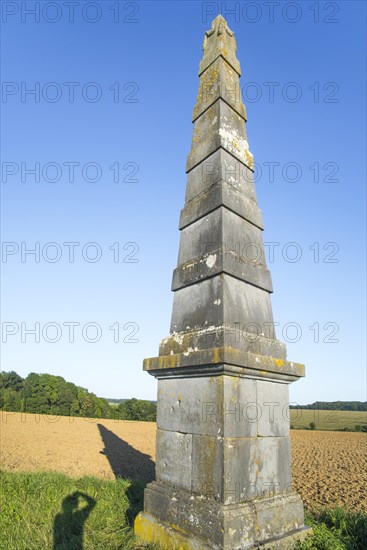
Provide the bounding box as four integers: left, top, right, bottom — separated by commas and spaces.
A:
199, 16, 240, 76
208, 14, 234, 38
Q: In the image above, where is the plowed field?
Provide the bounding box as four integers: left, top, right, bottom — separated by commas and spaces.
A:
1, 412, 366, 511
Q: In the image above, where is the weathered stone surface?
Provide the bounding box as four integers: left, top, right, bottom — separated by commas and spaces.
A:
186, 99, 254, 173
158, 326, 287, 360
156, 376, 291, 440
135, 513, 214, 550
223, 275, 274, 330
178, 206, 242, 265
155, 377, 292, 508
199, 15, 241, 77
170, 274, 274, 334
184, 148, 258, 207
155, 429, 192, 492
257, 380, 290, 437
173, 207, 272, 291
191, 433, 223, 498
144, 352, 304, 382
189, 435, 291, 504
135, 511, 311, 550
193, 56, 246, 121
136, 14, 309, 550
136, 482, 311, 549
255, 437, 292, 495
157, 376, 257, 438
180, 178, 263, 231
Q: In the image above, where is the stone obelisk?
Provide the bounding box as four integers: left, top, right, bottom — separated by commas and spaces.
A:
135, 15, 311, 549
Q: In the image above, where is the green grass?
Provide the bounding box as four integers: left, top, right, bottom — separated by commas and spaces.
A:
1, 471, 366, 549
290, 409, 367, 431
297, 508, 367, 549
0, 470, 158, 550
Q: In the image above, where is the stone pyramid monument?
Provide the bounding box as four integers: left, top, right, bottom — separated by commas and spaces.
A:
135, 15, 311, 549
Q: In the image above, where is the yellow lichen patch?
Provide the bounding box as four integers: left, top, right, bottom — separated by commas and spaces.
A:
231, 376, 240, 387
224, 346, 241, 361
212, 347, 221, 363
180, 258, 197, 271
143, 358, 154, 369
275, 359, 284, 367
203, 435, 218, 481
159, 354, 179, 370
135, 512, 200, 550
196, 63, 220, 109
224, 63, 234, 78
192, 127, 202, 144
202, 64, 219, 89
170, 523, 191, 536
232, 139, 240, 152
230, 376, 240, 403
244, 149, 254, 170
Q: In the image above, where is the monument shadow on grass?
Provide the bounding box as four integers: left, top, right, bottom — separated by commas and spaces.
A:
97, 423, 156, 525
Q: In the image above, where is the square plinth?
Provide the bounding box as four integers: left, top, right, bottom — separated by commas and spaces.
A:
135, 482, 312, 549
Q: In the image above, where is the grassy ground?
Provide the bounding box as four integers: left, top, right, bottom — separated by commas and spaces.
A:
298, 508, 367, 549
0, 470, 157, 550
290, 409, 367, 431
2, 471, 367, 549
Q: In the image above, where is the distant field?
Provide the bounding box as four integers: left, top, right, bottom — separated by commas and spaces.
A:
290, 409, 367, 431
108, 407, 367, 431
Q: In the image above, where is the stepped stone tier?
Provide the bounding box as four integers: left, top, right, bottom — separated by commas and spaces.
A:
135, 15, 311, 549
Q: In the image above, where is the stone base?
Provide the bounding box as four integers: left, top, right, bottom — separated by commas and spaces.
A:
135, 513, 212, 549
134, 482, 312, 549
135, 513, 311, 550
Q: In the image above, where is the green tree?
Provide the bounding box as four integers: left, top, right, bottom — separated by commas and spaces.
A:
0, 371, 24, 392
0, 370, 115, 420
0, 388, 22, 411
117, 398, 156, 422
22, 373, 50, 414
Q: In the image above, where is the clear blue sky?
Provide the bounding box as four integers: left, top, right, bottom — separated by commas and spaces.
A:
1, 1, 366, 404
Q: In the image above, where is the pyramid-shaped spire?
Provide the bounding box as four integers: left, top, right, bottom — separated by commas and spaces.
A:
136, 17, 310, 550
144, 16, 303, 380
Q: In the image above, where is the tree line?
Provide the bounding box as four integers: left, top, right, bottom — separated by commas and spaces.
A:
0, 371, 157, 421
289, 401, 367, 411
2, 371, 365, 420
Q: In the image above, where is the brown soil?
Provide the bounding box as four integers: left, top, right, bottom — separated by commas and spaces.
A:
0, 412, 156, 484
1, 412, 366, 511
291, 429, 367, 512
